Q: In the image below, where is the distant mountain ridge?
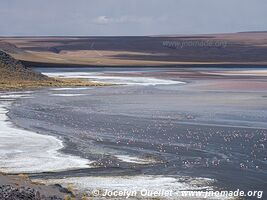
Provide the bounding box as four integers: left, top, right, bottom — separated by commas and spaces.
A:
238, 31, 267, 33
0, 41, 26, 54
1, 32, 267, 67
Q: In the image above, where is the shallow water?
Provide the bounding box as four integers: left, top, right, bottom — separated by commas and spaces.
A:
3, 67, 267, 199
41, 71, 185, 86
0, 93, 91, 173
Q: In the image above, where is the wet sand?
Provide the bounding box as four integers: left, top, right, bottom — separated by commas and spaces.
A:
2, 67, 267, 199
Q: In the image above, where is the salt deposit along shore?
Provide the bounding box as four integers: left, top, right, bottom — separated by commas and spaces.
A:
0, 92, 91, 173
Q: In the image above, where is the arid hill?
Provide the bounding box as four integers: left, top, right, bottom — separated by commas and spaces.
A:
0, 50, 50, 82
0, 50, 105, 90
1, 32, 267, 67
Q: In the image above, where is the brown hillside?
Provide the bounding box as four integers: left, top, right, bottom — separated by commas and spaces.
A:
0, 50, 50, 82
0, 50, 106, 90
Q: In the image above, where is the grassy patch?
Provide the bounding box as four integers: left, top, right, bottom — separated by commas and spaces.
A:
0, 78, 111, 90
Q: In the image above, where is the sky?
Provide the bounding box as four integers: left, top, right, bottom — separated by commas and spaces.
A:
0, 0, 266, 36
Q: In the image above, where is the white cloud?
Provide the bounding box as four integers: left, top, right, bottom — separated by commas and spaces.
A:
93, 16, 109, 24
92, 15, 156, 25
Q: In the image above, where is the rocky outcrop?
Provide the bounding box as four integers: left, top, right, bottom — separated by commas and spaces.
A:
0, 50, 50, 81
0, 185, 63, 200
0, 49, 102, 90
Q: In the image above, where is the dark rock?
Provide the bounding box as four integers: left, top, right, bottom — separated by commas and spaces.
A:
0, 185, 63, 200
52, 184, 73, 196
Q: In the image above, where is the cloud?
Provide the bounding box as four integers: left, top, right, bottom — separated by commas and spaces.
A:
93, 16, 109, 24
92, 15, 156, 25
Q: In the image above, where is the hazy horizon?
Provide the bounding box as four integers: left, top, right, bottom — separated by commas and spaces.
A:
0, 0, 267, 36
